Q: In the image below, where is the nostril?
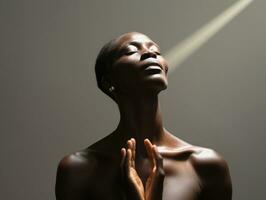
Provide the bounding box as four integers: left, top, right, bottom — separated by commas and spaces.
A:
140, 52, 156, 60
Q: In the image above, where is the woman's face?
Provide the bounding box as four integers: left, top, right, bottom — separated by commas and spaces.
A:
109, 32, 168, 95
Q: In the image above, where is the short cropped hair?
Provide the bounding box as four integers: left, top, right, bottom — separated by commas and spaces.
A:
95, 38, 118, 99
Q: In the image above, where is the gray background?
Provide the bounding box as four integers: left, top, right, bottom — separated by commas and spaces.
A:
1, 0, 265, 199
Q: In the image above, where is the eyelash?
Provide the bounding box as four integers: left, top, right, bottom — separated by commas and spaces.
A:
125, 51, 161, 56
125, 51, 137, 55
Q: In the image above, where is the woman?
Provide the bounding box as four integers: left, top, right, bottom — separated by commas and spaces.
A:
55, 32, 232, 200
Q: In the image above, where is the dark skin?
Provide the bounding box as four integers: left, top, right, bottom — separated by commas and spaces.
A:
55, 32, 232, 200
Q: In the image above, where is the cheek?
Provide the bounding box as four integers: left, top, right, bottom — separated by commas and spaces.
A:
111, 62, 140, 88
113, 61, 138, 76
112, 56, 141, 76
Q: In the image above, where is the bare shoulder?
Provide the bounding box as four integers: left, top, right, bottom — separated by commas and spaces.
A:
190, 147, 229, 173
160, 133, 230, 175
159, 131, 232, 200
56, 150, 93, 175
189, 147, 233, 200
55, 150, 96, 199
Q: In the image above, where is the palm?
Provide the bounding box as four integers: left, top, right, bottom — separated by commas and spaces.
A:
128, 166, 145, 197
145, 169, 155, 193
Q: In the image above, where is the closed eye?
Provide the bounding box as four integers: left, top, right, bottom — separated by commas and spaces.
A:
125, 51, 137, 55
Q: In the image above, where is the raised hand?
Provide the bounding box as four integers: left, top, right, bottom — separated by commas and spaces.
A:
144, 139, 165, 200
121, 138, 165, 200
121, 138, 145, 200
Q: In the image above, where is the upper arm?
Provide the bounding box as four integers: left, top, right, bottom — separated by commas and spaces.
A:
191, 149, 232, 200
55, 153, 91, 200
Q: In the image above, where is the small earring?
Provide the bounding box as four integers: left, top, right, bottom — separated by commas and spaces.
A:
109, 86, 115, 92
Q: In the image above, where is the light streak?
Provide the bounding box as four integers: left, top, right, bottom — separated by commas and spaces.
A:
164, 0, 254, 73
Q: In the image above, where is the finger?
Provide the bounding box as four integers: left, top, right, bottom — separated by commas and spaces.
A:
153, 145, 163, 165
126, 148, 132, 169
152, 145, 164, 175
144, 139, 156, 166
120, 148, 126, 182
127, 139, 131, 147
144, 139, 153, 159
127, 139, 135, 167
127, 139, 133, 152
120, 148, 126, 168
131, 138, 136, 164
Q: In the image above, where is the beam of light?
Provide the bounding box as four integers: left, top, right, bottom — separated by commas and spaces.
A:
164, 0, 254, 74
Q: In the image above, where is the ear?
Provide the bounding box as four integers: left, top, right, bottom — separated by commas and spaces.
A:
101, 76, 118, 102
101, 75, 113, 93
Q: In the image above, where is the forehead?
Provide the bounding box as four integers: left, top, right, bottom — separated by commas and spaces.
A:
115, 33, 159, 49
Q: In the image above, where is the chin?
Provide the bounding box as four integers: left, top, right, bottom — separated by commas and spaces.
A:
142, 75, 168, 94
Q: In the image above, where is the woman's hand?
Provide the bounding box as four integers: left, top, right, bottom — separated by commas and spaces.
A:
121, 138, 165, 200
121, 138, 145, 200
144, 139, 165, 200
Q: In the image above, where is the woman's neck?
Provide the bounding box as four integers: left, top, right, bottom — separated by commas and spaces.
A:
115, 92, 165, 157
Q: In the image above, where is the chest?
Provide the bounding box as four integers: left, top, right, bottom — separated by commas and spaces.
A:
88, 158, 201, 200
162, 159, 202, 200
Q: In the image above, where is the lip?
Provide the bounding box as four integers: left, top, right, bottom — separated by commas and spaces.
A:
143, 62, 163, 71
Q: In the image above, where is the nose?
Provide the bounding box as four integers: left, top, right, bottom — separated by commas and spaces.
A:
140, 50, 157, 60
